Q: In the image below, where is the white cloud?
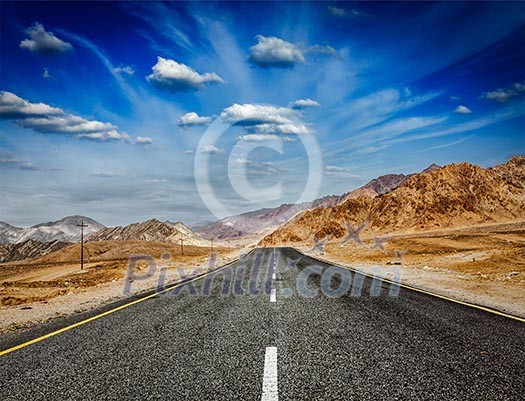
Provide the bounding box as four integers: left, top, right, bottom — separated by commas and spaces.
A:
146, 56, 224, 92
481, 81, 525, 103
200, 145, 224, 154
289, 98, 321, 109
238, 134, 296, 142
177, 112, 213, 127
113, 65, 135, 75
136, 136, 153, 145
19, 23, 73, 55
248, 35, 340, 68
0, 91, 62, 118
454, 105, 472, 114
19, 115, 116, 134
78, 130, 130, 141
220, 103, 297, 125
220, 102, 315, 140
249, 35, 305, 68
42, 68, 51, 79
324, 164, 358, 178
184, 149, 194, 154
247, 122, 313, 135
325, 165, 345, 172
328, 6, 367, 19
230, 158, 280, 175
0, 91, 130, 142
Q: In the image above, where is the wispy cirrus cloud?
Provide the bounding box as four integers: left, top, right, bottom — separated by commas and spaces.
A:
145, 178, 168, 184
230, 158, 281, 175
327, 6, 368, 19
113, 65, 135, 75
90, 171, 123, 178
384, 102, 525, 147
420, 136, 473, 153
122, 1, 199, 54
0, 158, 39, 171
324, 164, 358, 178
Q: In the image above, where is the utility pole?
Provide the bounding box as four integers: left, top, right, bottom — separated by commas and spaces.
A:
210, 237, 214, 253
180, 236, 184, 255
77, 219, 88, 270
227, 240, 231, 251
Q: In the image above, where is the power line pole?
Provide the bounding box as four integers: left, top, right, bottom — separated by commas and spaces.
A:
77, 219, 88, 270
227, 240, 230, 251
180, 236, 184, 255
210, 237, 214, 253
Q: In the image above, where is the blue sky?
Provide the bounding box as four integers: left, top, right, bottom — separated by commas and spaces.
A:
1, 1, 524, 227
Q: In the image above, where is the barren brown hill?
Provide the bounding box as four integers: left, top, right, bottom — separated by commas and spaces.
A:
196, 170, 412, 240
0, 239, 70, 263
87, 219, 208, 246
260, 156, 525, 245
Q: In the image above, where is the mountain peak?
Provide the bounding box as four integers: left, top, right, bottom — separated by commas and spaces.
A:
0, 215, 105, 244
421, 163, 442, 173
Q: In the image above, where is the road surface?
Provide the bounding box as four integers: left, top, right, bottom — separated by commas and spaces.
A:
1, 247, 524, 400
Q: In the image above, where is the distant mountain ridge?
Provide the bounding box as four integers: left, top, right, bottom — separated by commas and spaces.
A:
195, 166, 434, 240
260, 156, 525, 245
87, 218, 207, 246
0, 215, 105, 244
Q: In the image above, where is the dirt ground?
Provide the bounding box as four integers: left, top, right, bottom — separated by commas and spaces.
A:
300, 221, 525, 318
0, 240, 243, 334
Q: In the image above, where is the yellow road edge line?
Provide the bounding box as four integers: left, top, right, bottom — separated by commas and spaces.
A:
300, 250, 525, 324
0, 251, 252, 357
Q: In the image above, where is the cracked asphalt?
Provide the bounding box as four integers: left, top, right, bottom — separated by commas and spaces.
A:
1, 247, 524, 400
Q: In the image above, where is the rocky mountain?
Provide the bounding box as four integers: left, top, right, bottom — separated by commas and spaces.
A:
196, 168, 423, 240
344, 173, 412, 200
0, 215, 105, 244
260, 156, 525, 245
0, 239, 70, 263
87, 218, 208, 246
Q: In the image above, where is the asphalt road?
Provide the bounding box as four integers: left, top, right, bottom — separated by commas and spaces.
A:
1, 247, 524, 400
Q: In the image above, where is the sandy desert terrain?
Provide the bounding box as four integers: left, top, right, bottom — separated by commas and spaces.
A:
299, 221, 525, 318
0, 240, 240, 333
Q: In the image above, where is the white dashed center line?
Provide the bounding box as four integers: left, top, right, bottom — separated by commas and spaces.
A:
270, 251, 277, 301
261, 347, 278, 401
